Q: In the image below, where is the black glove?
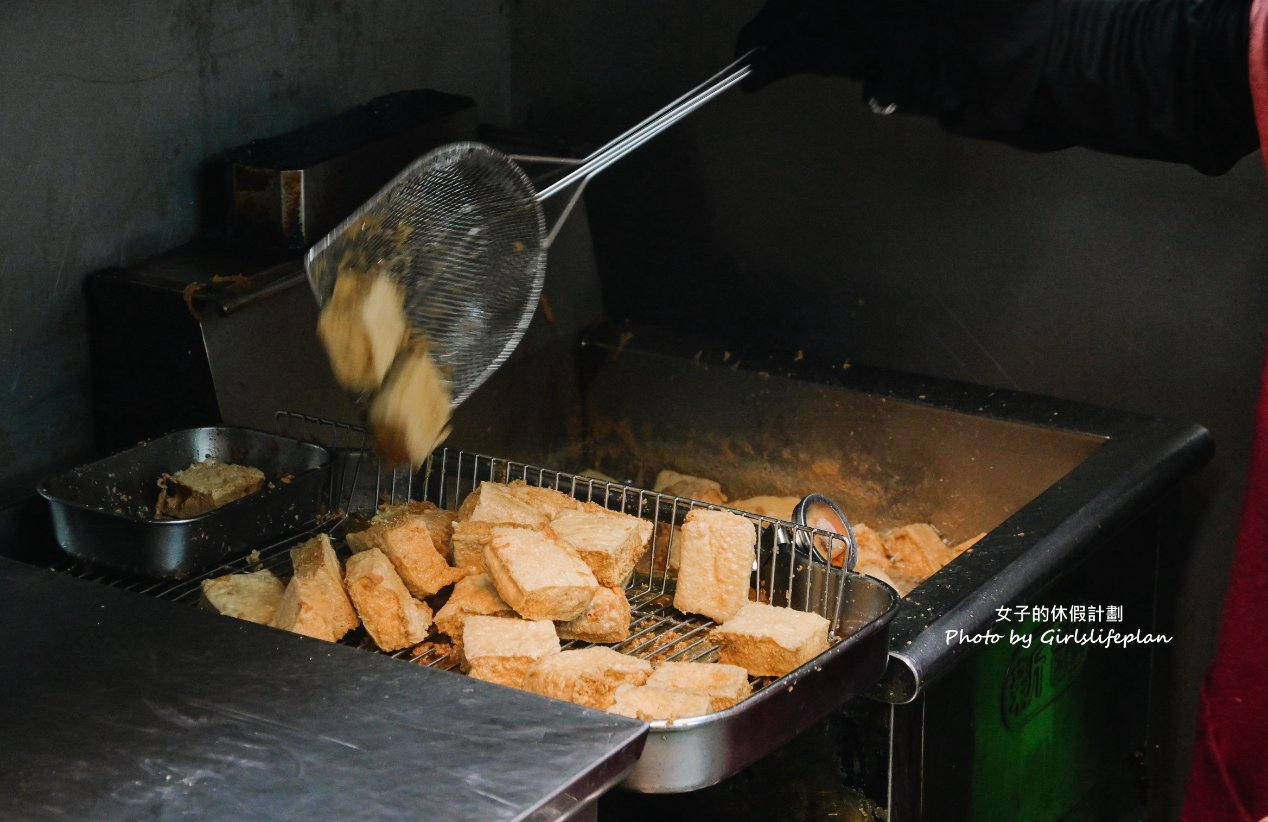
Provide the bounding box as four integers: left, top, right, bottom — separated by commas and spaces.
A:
737, 0, 1258, 175
736, 0, 878, 90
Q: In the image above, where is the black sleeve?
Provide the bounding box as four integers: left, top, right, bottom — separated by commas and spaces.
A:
741, 0, 1260, 175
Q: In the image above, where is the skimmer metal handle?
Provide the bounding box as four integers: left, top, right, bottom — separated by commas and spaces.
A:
535, 52, 753, 203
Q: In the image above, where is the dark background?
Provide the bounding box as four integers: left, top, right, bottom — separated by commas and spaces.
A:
2, 2, 1264, 817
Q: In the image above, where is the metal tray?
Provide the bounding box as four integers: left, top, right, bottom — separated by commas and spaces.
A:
38, 426, 332, 579
339, 443, 902, 794
625, 573, 897, 793
37, 423, 900, 795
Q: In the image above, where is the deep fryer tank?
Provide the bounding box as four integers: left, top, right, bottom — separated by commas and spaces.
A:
454, 321, 1211, 820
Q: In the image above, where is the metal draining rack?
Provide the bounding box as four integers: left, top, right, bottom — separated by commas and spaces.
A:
51, 413, 856, 694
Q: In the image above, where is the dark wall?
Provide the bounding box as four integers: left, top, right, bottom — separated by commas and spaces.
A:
0, 0, 511, 500
512, 2, 1268, 817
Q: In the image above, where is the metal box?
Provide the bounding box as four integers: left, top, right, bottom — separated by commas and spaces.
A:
38, 427, 331, 578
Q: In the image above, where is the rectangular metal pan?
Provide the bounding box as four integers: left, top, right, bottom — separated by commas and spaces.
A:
361, 445, 902, 793
624, 572, 896, 792
36, 419, 900, 795
38, 426, 331, 579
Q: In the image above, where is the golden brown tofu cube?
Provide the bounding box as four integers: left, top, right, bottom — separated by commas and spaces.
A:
460, 615, 560, 688
523, 647, 653, 710
549, 507, 651, 586
711, 602, 830, 678
344, 547, 433, 652
555, 585, 631, 644
200, 570, 284, 625
316, 270, 408, 393
270, 534, 359, 642
347, 510, 466, 598
483, 527, 599, 621
155, 459, 266, 518
505, 480, 585, 519
434, 573, 518, 648
367, 341, 452, 470
647, 661, 752, 712
672, 509, 755, 623
455, 481, 551, 527
608, 683, 712, 721
653, 470, 728, 505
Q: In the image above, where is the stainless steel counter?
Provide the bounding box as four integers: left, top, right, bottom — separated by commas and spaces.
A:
0, 556, 646, 820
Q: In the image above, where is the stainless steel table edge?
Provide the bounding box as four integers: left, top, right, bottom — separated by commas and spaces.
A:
0, 556, 649, 821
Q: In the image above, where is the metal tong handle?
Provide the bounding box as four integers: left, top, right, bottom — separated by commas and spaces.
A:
535, 52, 753, 202
793, 493, 859, 634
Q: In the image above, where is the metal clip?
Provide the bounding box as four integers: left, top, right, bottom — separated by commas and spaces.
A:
867, 98, 898, 116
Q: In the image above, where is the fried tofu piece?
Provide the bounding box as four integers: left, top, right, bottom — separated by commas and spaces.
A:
344, 548, 434, 652
375, 500, 456, 555
434, 573, 517, 648
461, 615, 560, 688
456, 481, 551, 527
450, 520, 495, 573
647, 661, 752, 712
505, 480, 585, 519
852, 523, 887, 564
711, 602, 830, 678
270, 534, 359, 642
316, 269, 408, 393
556, 585, 631, 644
450, 520, 539, 573
155, 459, 266, 518
729, 495, 800, 521
484, 526, 599, 621
845, 522, 963, 595
346, 508, 465, 598
609, 683, 712, 722
200, 569, 284, 625
880, 523, 948, 582
523, 647, 653, 710
672, 509, 756, 623
360, 501, 457, 563
549, 508, 652, 586
368, 339, 452, 470
417, 508, 457, 559
653, 470, 728, 505
852, 523, 920, 595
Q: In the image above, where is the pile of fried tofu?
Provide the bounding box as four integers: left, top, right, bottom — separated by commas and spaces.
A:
200, 479, 838, 722
652, 469, 983, 596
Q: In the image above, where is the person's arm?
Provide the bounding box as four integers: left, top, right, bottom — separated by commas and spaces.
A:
740, 0, 1258, 175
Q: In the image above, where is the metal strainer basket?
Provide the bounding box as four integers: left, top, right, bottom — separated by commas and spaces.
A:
305, 142, 547, 407
305, 54, 752, 408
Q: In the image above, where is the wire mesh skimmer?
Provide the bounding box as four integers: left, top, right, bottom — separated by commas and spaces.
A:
305, 54, 752, 408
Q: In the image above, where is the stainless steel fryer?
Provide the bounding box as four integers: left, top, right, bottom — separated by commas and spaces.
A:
22, 315, 1212, 820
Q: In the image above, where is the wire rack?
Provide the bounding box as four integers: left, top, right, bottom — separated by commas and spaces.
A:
52, 412, 858, 691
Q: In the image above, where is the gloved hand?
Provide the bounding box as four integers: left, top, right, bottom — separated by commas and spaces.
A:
736, 0, 939, 113
735, 0, 1257, 175
736, 0, 874, 92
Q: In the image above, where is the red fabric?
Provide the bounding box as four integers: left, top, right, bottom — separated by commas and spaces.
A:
1181, 343, 1268, 821
1181, 171, 1268, 822
1182, 18, 1268, 806
1252, 0, 1268, 159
